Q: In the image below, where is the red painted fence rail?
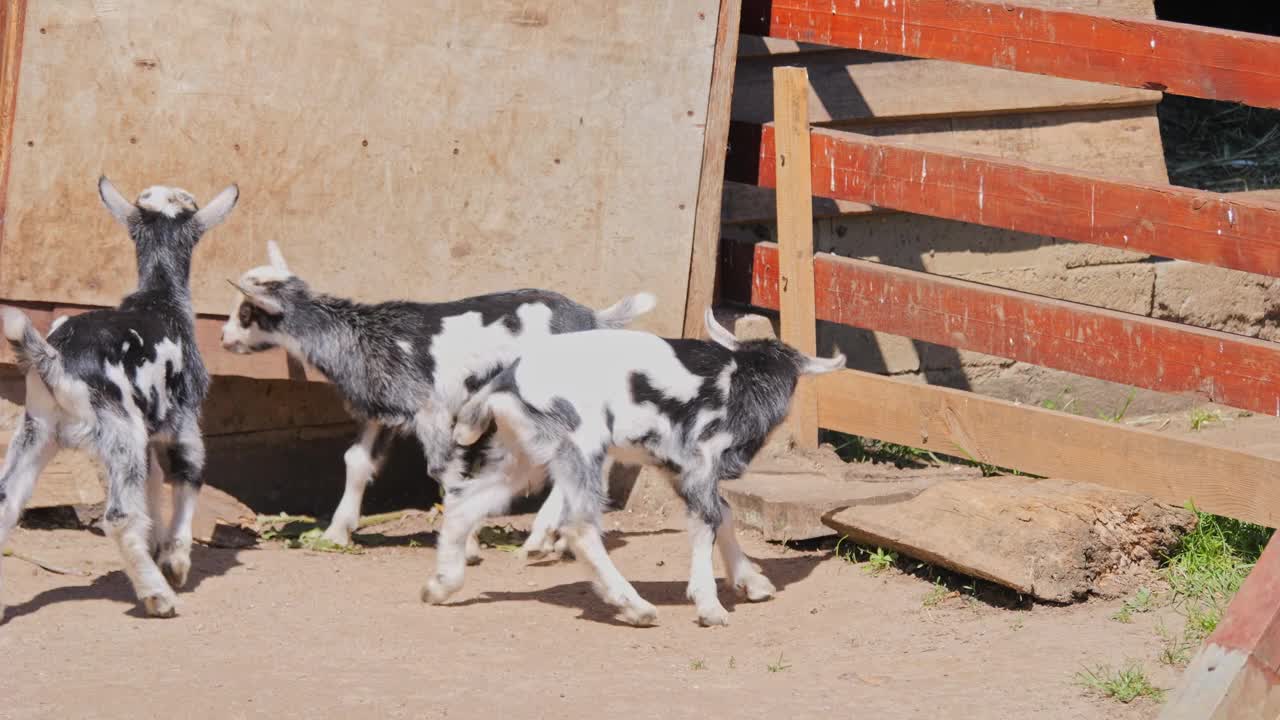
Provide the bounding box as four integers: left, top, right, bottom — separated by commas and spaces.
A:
722, 241, 1280, 417
725, 123, 1280, 279
740, 0, 1280, 109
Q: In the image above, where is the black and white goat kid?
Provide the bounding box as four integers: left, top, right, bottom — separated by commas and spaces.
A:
220, 242, 655, 557
446, 309, 845, 626
0, 177, 238, 618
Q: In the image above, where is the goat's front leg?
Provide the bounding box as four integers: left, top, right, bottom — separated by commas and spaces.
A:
416, 406, 486, 564
715, 497, 774, 602
155, 414, 206, 589
324, 422, 392, 546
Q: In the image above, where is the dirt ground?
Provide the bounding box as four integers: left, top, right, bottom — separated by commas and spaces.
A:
0, 504, 1187, 720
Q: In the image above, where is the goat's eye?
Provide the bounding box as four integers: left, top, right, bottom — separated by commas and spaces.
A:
238, 304, 253, 326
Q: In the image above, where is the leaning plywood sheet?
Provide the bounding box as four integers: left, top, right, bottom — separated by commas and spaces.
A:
0, 1, 723, 336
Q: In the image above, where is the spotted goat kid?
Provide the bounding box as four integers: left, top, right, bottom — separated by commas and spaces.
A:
220, 241, 655, 554
0, 177, 239, 618
444, 309, 845, 627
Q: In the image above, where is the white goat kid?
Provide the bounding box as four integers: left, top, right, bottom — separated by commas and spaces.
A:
220, 242, 655, 556
0, 177, 238, 618
441, 309, 845, 626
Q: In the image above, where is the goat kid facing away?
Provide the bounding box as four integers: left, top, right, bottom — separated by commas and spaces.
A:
442, 309, 845, 626
0, 177, 239, 618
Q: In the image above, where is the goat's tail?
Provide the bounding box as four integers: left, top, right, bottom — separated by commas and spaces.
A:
594, 292, 656, 329
2, 307, 71, 396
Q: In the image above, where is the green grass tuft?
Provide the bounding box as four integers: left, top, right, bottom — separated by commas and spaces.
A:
1111, 586, 1155, 624
1163, 506, 1272, 642
1189, 408, 1221, 431
1075, 664, 1164, 703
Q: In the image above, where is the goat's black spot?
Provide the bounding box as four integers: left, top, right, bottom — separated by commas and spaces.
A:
604, 408, 615, 434
464, 365, 504, 394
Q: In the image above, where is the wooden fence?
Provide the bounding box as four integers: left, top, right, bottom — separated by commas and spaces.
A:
719, 2, 1280, 715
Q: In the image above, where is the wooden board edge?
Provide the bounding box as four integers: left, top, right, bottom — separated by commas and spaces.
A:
816, 368, 1280, 527
0, 0, 27, 263
0, 300, 324, 382
681, 0, 743, 339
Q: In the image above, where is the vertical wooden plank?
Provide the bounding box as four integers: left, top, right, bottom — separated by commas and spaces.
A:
772, 66, 818, 449
682, 0, 744, 339
1160, 533, 1280, 719
0, 0, 27, 261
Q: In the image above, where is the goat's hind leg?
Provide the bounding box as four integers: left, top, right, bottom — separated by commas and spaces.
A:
555, 447, 656, 626
0, 412, 59, 607
99, 418, 177, 617
156, 414, 206, 589
676, 468, 733, 626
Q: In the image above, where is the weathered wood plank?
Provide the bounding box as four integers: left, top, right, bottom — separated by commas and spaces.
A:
732, 242, 1280, 417
772, 67, 819, 449
0, 1, 720, 337
816, 368, 1280, 527
0, 301, 322, 381
1160, 533, 1280, 718
0, 0, 27, 260
735, 125, 1280, 278
682, 0, 744, 339
741, 0, 1280, 109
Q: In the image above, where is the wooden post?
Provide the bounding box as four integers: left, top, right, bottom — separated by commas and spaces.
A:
772, 66, 819, 449
1160, 532, 1280, 718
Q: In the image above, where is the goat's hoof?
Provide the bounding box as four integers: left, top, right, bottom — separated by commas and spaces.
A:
321, 526, 354, 547
421, 577, 456, 605
736, 573, 776, 602
160, 554, 191, 590
143, 593, 178, 618
697, 605, 730, 627
621, 602, 659, 627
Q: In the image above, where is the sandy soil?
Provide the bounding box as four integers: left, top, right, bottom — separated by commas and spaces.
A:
0, 509, 1184, 720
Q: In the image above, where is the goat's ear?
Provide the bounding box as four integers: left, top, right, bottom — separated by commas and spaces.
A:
266, 240, 290, 273
800, 352, 846, 376
195, 184, 239, 232
98, 176, 137, 226
226, 278, 284, 315
703, 308, 739, 351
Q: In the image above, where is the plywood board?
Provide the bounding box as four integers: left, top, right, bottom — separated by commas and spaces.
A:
0, 1, 724, 337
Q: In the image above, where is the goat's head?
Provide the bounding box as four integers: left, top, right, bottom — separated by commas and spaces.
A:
221, 241, 305, 353
703, 307, 845, 377
98, 176, 239, 285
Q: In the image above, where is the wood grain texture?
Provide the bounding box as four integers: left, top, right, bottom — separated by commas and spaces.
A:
0, 0, 26, 259
735, 242, 1280, 416
682, 0, 743, 339
1160, 534, 1280, 718
0, 1, 722, 337
771, 67, 818, 449
743, 0, 1280, 109
816, 368, 1280, 527
747, 126, 1280, 277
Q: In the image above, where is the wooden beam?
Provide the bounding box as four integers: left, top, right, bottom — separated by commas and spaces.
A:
816, 368, 1280, 527
0, 0, 27, 259
740, 0, 1280, 110
743, 125, 1280, 278
682, 0, 744, 339
0, 301, 323, 382
1160, 533, 1280, 718
733, 242, 1280, 417
772, 66, 819, 449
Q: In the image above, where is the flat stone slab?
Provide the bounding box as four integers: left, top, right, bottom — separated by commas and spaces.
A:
824, 476, 1196, 602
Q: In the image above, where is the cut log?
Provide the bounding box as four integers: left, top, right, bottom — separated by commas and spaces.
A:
824, 476, 1196, 602
723, 446, 982, 541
